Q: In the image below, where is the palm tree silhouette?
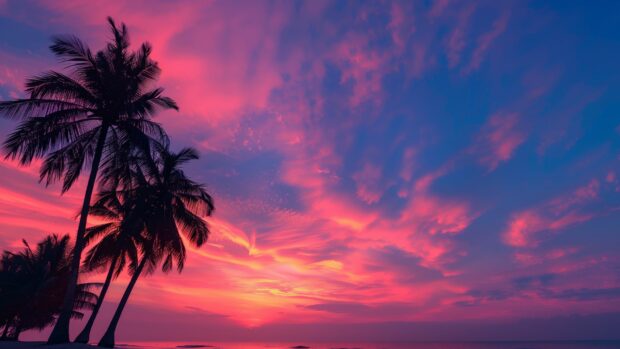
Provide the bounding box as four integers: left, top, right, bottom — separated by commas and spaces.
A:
96, 145, 214, 348
0, 18, 177, 344
0, 235, 99, 341
73, 191, 144, 343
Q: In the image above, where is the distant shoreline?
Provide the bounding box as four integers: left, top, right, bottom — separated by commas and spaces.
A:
3, 340, 620, 349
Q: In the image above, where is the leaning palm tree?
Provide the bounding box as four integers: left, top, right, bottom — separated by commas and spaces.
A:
97, 145, 214, 348
73, 191, 143, 343
0, 18, 177, 343
0, 235, 100, 341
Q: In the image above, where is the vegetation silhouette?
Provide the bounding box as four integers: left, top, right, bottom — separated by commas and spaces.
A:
73, 194, 144, 343
0, 17, 178, 344
0, 234, 100, 341
92, 144, 214, 348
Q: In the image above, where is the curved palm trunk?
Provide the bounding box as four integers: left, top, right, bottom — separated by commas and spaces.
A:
98, 255, 148, 348
74, 254, 119, 343
48, 124, 109, 344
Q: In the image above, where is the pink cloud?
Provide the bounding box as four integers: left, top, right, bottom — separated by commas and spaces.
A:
504, 179, 600, 248
514, 247, 580, 266
504, 211, 592, 248
428, 0, 451, 19
535, 86, 604, 154
385, 164, 477, 269
444, 4, 476, 68
473, 112, 526, 170
333, 33, 391, 107
522, 67, 563, 101
352, 163, 384, 204
402, 193, 473, 236
399, 147, 418, 182
463, 12, 510, 74
388, 1, 414, 54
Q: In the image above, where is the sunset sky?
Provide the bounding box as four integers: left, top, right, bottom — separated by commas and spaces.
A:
1, 0, 620, 342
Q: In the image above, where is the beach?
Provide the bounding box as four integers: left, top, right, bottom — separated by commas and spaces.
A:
0, 342, 97, 349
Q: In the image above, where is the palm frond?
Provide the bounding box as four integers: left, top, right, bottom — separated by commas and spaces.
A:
26, 71, 96, 105
38, 126, 101, 191
173, 198, 210, 247
0, 99, 90, 120
4, 116, 95, 165
49, 35, 96, 69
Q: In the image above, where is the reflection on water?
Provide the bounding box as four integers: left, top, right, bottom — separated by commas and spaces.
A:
119, 341, 620, 349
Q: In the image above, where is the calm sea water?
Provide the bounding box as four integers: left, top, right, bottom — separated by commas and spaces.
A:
119, 341, 620, 349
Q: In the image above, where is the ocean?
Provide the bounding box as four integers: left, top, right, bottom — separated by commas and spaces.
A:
119, 341, 620, 349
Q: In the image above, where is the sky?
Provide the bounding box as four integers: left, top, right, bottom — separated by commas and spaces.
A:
1, 0, 620, 342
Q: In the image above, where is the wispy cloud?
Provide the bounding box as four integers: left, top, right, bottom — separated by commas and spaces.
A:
472, 112, 526, 170
504, 179, 600, 248
463, 12, 510, 74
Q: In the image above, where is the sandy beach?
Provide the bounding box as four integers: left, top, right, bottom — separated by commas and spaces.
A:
0, 342, 99, 349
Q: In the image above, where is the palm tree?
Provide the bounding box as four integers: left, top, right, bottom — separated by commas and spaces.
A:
74, 191, 143, 343
97, 145, 214, 348
0, 235, 100, 341
0, 250, 22, 340
0, 18, 177, 344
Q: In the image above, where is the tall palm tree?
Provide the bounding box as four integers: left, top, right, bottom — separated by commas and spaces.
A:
0, 235, 100, 341
97, 145, 214, 348
73, 191, 143, 343
0, 18, 177, 344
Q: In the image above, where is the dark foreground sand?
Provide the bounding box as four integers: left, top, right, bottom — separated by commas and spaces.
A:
0, 342, 99, 349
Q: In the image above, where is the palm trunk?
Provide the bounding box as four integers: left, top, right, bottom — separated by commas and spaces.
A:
11, 326, 21, 341
98, 255, 148, 348
74, 253, 119, 343
47, 124, 109, 344
1, 321, 10, 339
